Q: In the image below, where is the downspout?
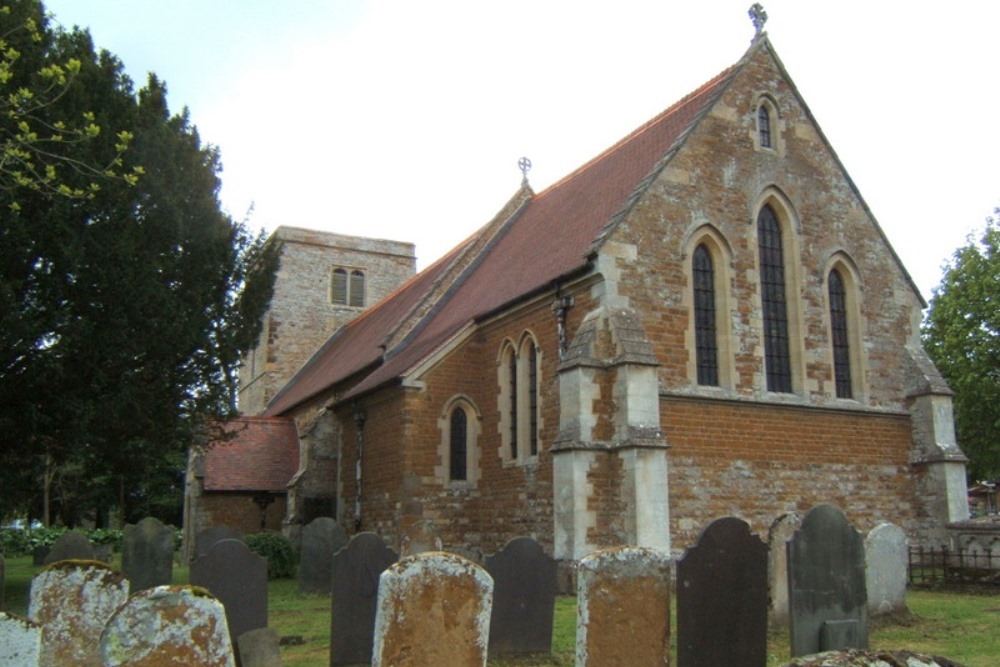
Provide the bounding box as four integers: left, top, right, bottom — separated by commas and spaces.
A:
352, 403, 367, 531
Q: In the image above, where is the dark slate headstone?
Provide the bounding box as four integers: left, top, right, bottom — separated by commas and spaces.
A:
194, 525, 245, 562
190, 538, 268, 648
122, 517, 176, 591
43, 529, 95, 564
787, 504, 868, 657
330, 532, 398, 666
484, 536, 556, 656
298, 517, 348, 595
677, 516, 768, 667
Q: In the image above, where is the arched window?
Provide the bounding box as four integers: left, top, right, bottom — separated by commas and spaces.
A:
331, 268, 348, 305
528, 344, 538, 456
828, 268, 852, 398
499, 334, 541, 463
508, 348, 518, 459
449, 406, 468, 481
758, 104, 771, 148
757, 205, 792, 392
692, 244, 719, 386
349, 270, 365, 307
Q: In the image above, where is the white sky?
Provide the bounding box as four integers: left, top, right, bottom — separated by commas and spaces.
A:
44, 0, 1000, 302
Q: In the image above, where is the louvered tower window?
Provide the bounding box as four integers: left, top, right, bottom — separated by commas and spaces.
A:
331, 268, 348, 305
758, 205, 792, 392
828, 268, 853, 398
693, 244, 719, 386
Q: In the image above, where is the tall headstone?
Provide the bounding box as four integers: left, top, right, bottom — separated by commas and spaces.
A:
577, 546, 671, 667
42, 530, 95, 564
122, 517, 175, 591
372, 552, 493, 667
768, 511, 803, 626
0, 611, 41, 666
28, 560, 130, 666
787, 504, 868, 657
190, 539, 267, 649
298, 517, 347, 595
677, 517, 768, 667
484, 536, 556, 656
330, 532, 398, 667
193, 526, 244, 562
865, 523, 909, 616
100, 585, 235, 667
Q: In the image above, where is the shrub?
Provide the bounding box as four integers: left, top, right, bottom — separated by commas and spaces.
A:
245, 531, 298, 579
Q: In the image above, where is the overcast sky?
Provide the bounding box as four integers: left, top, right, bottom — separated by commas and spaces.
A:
43, 0, 1000, 302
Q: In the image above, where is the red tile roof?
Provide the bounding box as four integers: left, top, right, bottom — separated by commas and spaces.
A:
265, 53, 745, 416
202, 417, 300, 492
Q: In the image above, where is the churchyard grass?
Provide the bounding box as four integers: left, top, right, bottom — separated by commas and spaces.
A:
3, 555, 999, 666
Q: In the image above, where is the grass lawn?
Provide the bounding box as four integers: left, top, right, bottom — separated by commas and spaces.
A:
4, 555, 999, 666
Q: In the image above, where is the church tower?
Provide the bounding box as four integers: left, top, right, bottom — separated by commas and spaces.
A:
238, 226, 416, 415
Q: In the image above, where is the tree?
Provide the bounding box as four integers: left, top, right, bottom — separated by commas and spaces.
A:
922, 213, 1000, 481
0, 0, 279, 525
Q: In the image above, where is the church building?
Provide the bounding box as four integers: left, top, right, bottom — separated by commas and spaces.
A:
232, 25, 968, 563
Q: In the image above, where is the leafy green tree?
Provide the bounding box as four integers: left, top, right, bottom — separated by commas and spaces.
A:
0, 0, 279, 525
922, 213, 1000, 481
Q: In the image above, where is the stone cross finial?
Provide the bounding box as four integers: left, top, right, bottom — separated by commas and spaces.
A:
518, 156, 532, 186
749, 3, 768, 36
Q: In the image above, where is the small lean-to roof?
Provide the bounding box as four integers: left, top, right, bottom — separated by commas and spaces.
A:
266, 51, 742, 415
202, 417, 300, 492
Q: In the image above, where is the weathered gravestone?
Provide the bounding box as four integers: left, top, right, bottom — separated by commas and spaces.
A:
43, 530, 95, 564
122, 517, 175, 592
100, 585, 235, 667
397, 516, 442, 557
0, 553, 5, 611
298, 517, 347, 595
236, 627, 283, 667
677, 516, 768, 667
787, 504, 868, 657
768, 511, 804, 626
190, 539, 267, 650
577, 546, 671, 667
485, 536, 556, 656
0, 611, 41, 666
330, 532, 398, 667
865, 523, 908, 616
372, 551, 493, 667
194, 525, 245, 562
29, 560, 130, 666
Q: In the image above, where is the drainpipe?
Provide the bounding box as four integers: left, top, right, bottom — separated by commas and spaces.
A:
352, 403, 367, 531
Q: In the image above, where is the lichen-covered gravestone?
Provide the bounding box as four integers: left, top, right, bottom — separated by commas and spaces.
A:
330, 532, 398, 666
787, 504, 868, 657
677, 517, 768, 667
372, 551, 493, 667
29, 560, 130, 666
42, 530, 95, 565
0, 611, 41, 666
577, 546, 671, 667
298, 516, 347, 595
122, 517, 175, 592
189, 539, 267, 650
100, 585, 235, 666
485, 536, 556, 656
865, 523, 908, 616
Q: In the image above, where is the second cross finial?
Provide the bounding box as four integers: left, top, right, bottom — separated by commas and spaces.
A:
749, 3, 768, 37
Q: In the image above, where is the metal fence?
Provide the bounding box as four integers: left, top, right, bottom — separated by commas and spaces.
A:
909, 545, 1000, 587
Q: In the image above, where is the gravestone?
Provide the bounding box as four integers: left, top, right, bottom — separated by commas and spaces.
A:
0, 611, 41, 666
237, 627, 282, 667
768, 511, 803, 626
787, 504, 868, 657
43, 530, 95, 564
29, 560, 130, 666
484, 536, 556, 655
865, 523, 908, 616
298, 517, 347, 595
372, 551, 493, 667
122, 517, 175, 591
677, 517, 768, 667
577, 546, 671, 667
330, 532, 398, 666
194, 525, 245, 561
190, 539, 267, 649
100, 585, 235, 666
397, 516, 442, 557
0, 553, 5, 611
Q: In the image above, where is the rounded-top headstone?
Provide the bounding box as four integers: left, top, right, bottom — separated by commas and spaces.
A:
865, 523, 908, 616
